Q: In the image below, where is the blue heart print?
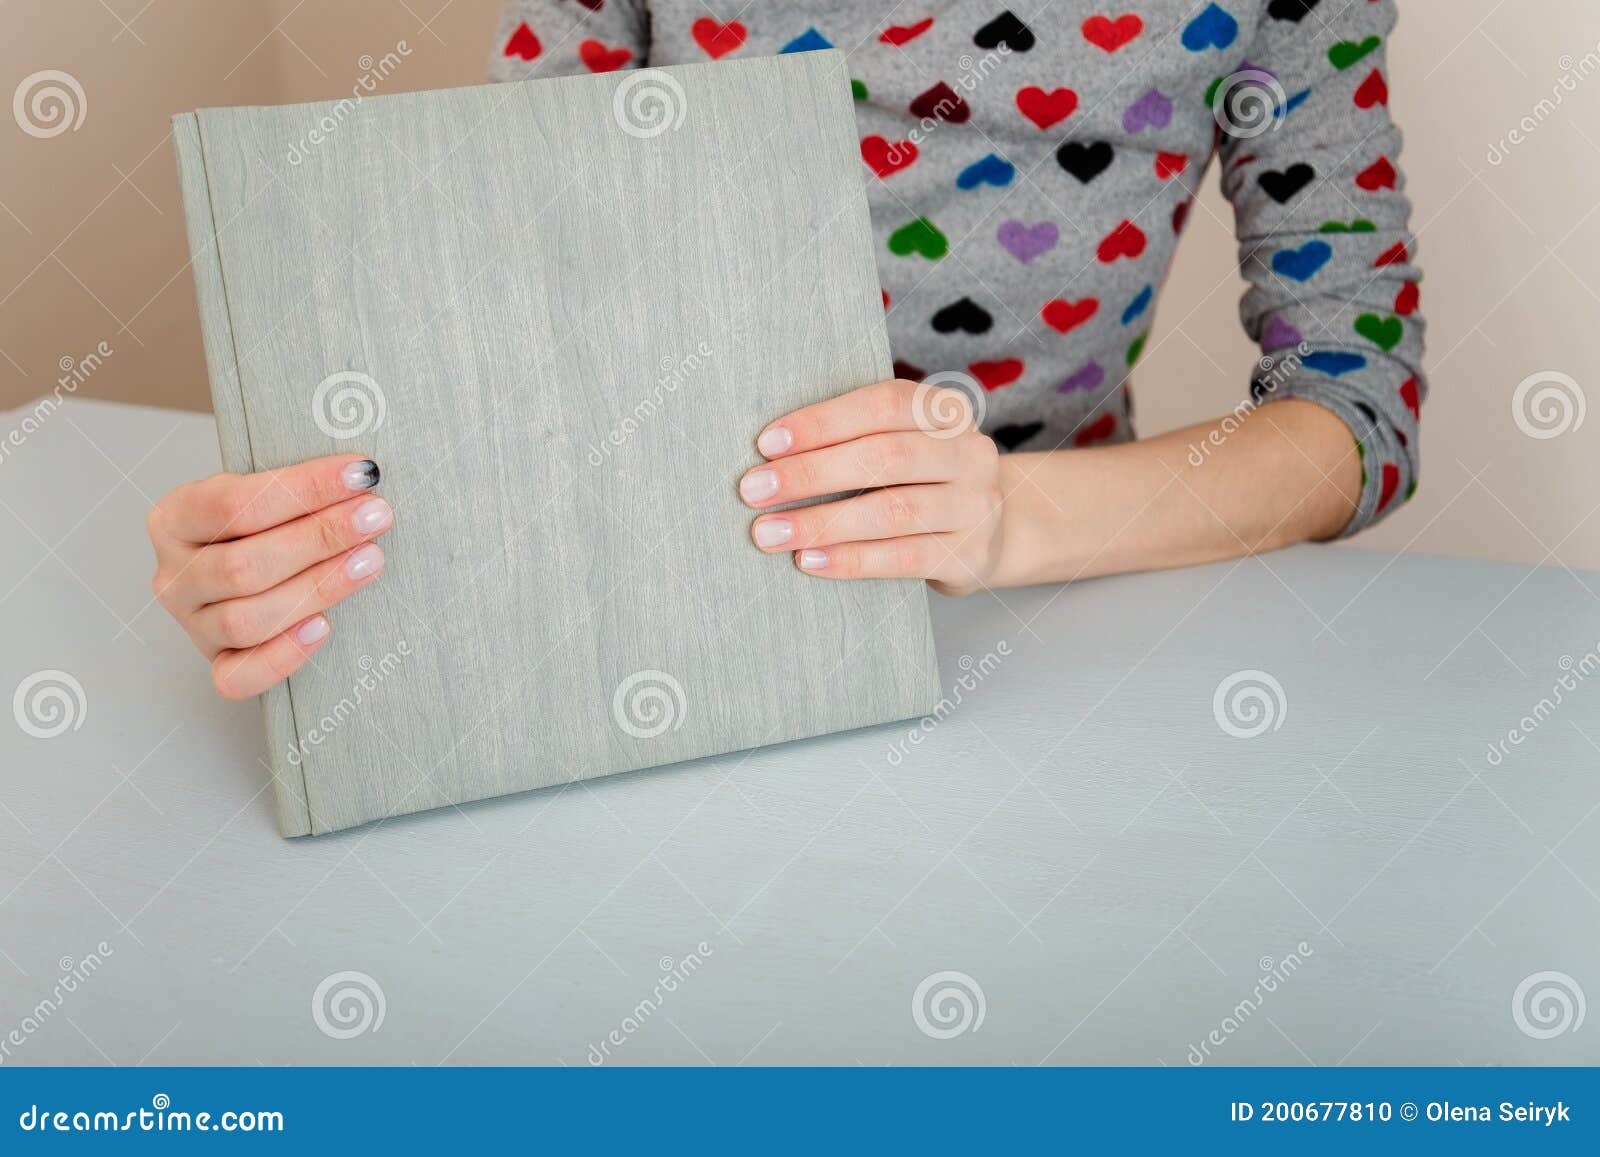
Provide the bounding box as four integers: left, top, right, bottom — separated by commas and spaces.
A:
1183, 4, 1239, 51
1121, 286, 1153, 325
1302, 351, 1368, 377
780, 28, 832, 53
1271, 240, 1333, 282
957, 153, 1016, 189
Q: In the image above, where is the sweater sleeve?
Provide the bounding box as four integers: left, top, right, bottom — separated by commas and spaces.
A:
488, 0, 649, 83
1219, 0, 1425, 534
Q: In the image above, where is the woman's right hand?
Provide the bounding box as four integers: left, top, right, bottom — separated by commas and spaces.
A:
145, 455, 392, 700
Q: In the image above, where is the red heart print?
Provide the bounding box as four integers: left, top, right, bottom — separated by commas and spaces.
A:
572, 0, 602, 8
1399, 376, 1420, 421
1374, 241, 1408, 267
910, 82, 971, 123
692, 18, 747, 59
503, 21, 541, 61
1075, 412, 1117, 446
1155, 152, 1188, 180
969, 358, 1025, 390
881, 17, 934, 45
1355, 156, 1396, 191
1097, 220, 1146, 263
1173, 198, 1192, 234
1394, 281, 1419, 316
1354, 69, 1388, 109
1082, 14, 1143, 52
882, 289, 891, 310
1016, 86, 1079, 130
1378, 462, 1400, 511
1041, 298, 1099, 333
579, 39, 632, 72
861, 135, 918, 178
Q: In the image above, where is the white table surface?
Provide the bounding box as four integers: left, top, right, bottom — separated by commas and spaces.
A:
1, 397, 1597, 1067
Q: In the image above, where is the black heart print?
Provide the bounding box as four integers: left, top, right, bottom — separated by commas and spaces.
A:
1057, 140, 1115, 184
1259, 163, 1315, 203
932, 298, 994, 335
974, 11, 1035, 52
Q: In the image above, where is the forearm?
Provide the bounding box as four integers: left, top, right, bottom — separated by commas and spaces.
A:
991, 399, 1362, 586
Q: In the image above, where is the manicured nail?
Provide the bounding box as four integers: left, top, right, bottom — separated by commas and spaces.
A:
753, 518, 793, 548
799, 549, 829, 570
345, 543, 384, 580
757, 426, 792, 457
342, 459, 380, 491
740, 469, 779, 503
351, 497, 392, 534
296, 615, 330, 645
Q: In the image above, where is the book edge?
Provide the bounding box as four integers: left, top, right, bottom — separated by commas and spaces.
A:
172, 111, 315, 839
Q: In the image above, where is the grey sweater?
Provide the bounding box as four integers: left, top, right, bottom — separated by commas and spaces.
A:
489, 0, 1424, 535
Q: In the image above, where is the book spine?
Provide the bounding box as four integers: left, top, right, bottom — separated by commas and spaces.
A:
171, 113, 313, 837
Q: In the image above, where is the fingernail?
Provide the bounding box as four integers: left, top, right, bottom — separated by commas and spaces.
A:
740, 469, 779, 503
342, 459, 380, 491
799, 549, 829, 570
346, 543, 384, 580
753, 518, 793, 548
296, 615, 330, 645
351, 497, 393, 534
757, 426, 792, 457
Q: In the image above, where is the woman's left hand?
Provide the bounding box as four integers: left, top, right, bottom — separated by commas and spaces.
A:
739, 379, 1005, 597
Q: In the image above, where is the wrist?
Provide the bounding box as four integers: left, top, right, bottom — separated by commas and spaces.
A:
988, 452, 1064, 588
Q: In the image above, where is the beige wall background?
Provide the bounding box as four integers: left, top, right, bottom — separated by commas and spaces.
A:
4, 1, 1598, 567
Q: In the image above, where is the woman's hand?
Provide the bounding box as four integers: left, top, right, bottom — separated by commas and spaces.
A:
145, 455, 392, 700
740, 379, 1005, 597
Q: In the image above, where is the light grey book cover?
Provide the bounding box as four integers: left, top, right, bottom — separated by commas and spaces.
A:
172, 51, 940, 837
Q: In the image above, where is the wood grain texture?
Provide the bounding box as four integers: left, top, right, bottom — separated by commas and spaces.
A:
8, 406, 1598, 1064
172, 52, 940, 837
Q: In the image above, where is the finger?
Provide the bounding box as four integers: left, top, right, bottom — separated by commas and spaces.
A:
188, 542, 385, 657
793, 535, 964, 582
756, 379, 977, 458
210, 614, 331, 701
738, 431, 960, 509
151, 455, 380, 544
751, 484, 983, 552
188, 493, 393, 605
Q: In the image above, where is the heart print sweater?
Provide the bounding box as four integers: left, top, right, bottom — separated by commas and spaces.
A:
489, 0, 1425, 535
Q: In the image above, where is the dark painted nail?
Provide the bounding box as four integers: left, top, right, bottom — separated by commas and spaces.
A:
341, 459, 380, 491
